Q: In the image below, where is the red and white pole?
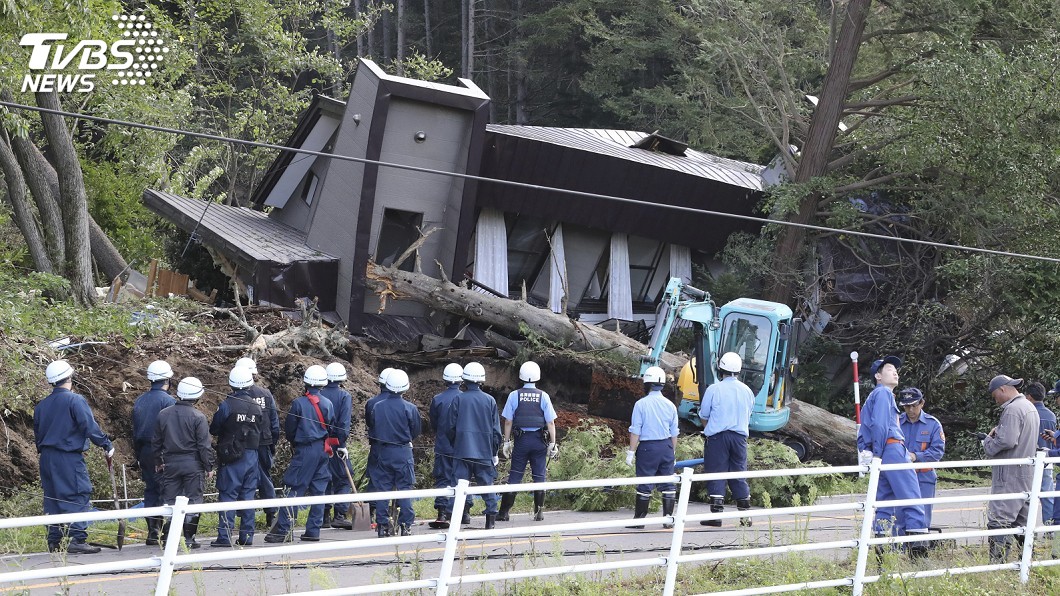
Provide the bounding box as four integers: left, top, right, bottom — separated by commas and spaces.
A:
851, 351, 861, 433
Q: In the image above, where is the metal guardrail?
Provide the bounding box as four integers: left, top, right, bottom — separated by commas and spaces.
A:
1, 454, 1058, 595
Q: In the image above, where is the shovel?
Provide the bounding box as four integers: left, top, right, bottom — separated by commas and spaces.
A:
342, 452, 373, 531
106, 455, 126, 550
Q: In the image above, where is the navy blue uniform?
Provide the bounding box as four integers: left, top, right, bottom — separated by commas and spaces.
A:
367, 392, 422, 529
33, 387, 113, 547
629, 389, 678, 499
153, 401, 215, 505
133, 383, 176, 510
271, 390, 334, 539
446, 383, 502, 515
699, 377, 754, 502
210, 391, 262, 544
363, 391, 387, 494
429, 383, 461, 511
320, 381, 354, 516
501, 385, 558, 485
247, 384, 280, 517
900, 411, 945, 527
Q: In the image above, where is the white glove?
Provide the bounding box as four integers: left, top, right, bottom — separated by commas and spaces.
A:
858, 450, 872, 467
907, 452, 916, 463
492, 456, 499, 467
337, 447, 348, 459
106, 447, 115, 460
548, 442, 559, 458
625, 449, 635, 466
501, 440, 514, 459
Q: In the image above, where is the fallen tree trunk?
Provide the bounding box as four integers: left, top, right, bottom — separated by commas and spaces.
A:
768, 400, 858, 465
365, 262, 684, 370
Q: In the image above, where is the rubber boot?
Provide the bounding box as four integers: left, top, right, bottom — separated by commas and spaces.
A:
322, 505, 333, 528
461, 510, 472, 525
737, 498, 752, 527
627, 497, 650, 529
497, 493, 516, 522
428, 510, 451, 529
701, 497, 724, 527
264, 510, 275, 530
989, 535, 1011, 564
485, 514, 497, 530
183, 514, 202, 550
400, 524, 412, 536
377, 524, 390, 538
533, 491, 545, 522
159, 520, 172, 548
145, 516, 161, 546
331, 509, 353, 530
905, 528, 929, 560
662, 496, 676, 530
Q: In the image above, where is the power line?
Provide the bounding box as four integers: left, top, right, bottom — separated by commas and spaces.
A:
1, 99, 1058, 266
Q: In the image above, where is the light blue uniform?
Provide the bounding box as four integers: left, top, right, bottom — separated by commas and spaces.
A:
629, 390, 678, 499
900, 411, 945, 527
502, 384, 558, 485
859, 384, 927, 535
699, 377, 754, 500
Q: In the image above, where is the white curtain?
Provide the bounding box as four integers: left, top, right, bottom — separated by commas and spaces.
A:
473, 208, 508, 295
548, 224, 567, 313
608, 233, 633, 320
669, 244, 692, 283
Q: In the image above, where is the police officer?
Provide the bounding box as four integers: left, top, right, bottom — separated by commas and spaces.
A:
210, 366, 263, 547
366, 369, 422, 537
266, 365, 334, 543
498, 361, 558, 522
857, 356, 929, 558
699, 352, 754, 528
320, 362, 354, 529
898, 387, 945, 529
133, 360, 176, 546
153, 378, 216, 549
446, 362, 502, 529
428, 363, 463, 529
626, 366, 678, 529
34, 360, 114, 554
236, 357, 281, 529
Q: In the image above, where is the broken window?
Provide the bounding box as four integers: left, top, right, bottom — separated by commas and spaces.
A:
300, 171, 319, 206
505, 214, 550, 295
376, 208, 423, 272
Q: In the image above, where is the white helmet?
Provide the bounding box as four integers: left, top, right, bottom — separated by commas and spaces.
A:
385, 369, 410, 393
642, 366, 666, 384
326, 362, 348, 382
378, 367, 395, 385
443, 363, 463, 383
235, 357, 258, 375
229, 366, 254, 389
462, 362, 486, 384
46, 360, 74, 384
719, 352, 743, 374
147, 360, 174, 381
177, 377, 205, 401
303, 364, 329, 387
519, 361, 541, 383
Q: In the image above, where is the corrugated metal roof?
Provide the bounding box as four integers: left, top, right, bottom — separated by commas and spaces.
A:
143, 189, 337, 265
486, 125, 764, 191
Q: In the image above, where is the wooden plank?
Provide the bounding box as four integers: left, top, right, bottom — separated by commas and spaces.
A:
146, 259, 158, 298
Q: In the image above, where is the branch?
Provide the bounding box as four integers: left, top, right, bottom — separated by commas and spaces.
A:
861, 25, 941, 44
827, 133, 911, 172
844, 95, 918, 110
833, 172, 906, 194
393, 225, 440, 270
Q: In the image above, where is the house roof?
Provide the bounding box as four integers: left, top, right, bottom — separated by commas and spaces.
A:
143, 189, 337, 271
484, 125, 764, 191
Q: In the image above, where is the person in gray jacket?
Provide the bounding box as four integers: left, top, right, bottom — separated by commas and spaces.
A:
981, 374, 1040, 563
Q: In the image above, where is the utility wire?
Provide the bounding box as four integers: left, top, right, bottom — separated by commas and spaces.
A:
1, 99, 1059, 266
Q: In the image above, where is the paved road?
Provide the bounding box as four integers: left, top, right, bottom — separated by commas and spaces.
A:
0, 488, 996, 595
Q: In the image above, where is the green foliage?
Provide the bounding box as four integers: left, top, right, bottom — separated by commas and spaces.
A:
540, 421, 637, 512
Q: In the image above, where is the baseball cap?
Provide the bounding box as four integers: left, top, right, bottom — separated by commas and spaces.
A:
870, 355, 902, 376
987, 375, 1022, 394
898, 387, 924, 406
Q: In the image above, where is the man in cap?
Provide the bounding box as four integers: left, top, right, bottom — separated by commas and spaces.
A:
446, 362, 502, 529
699, 352, 755, 528
1026, 382, 1056, 529
982, 374, 1040, 562
132, 360, 176, 546
34, 360, 114, 555
153, 377, 216, 549
428, 363, 463, 529
365, 369, 421, 537
856, 356, 929, 557
235, 357, 281, 529
626, 366, 679, 529
497, 361, 559, 523
210, 366, 263, 547
320, 362, 354, 529
898, 387, 945, 529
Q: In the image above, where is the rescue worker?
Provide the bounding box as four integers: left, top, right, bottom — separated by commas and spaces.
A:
366, 369, 422, 537
897, 387, 945, 529
699, 352, 754, 528
364, 367, 396, 523
320, 361, 354, 529
132, 360, 176, 546
34, 360, 114, 554
856, 356, 929, 558
626, 366, 679, 529
266, 365, 334, 543
210, 366, 263, 547
982, 374, 1040, 562
236, 357, 281, 529
1026, 382, 1056, 528
446, 362, 502, 529
428, 363, 463, 529
1048, 380, 1060, 527
498, 361, 559, 522
152, 377, 216, 550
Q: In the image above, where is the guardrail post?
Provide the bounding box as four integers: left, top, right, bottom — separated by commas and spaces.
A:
1020, 450, 1046, 584
154, 496, 189, 596
663, 468, 694, 596
852, 457, 882, 596
436, 480, 469, 596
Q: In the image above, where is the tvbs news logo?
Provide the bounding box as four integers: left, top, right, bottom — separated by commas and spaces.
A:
19, 14, 169, 93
